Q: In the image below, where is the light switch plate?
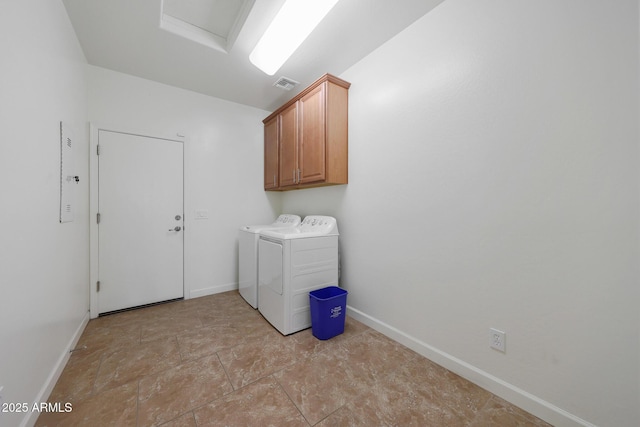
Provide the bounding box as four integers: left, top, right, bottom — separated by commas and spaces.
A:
195, 209, 209, 219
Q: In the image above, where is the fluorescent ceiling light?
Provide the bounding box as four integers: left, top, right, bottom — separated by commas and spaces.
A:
250, 0, 340, 75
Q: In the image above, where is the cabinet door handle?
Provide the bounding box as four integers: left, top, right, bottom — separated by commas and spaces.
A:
293, 169, 296, 183
273, 174, 276, 186
297, 169, 301, 183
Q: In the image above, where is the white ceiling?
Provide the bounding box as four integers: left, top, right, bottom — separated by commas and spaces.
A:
62, 0, 445, 111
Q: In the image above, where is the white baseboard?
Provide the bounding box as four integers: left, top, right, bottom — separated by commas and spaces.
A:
189, 282, 238, 299
22, 311, 91, 427
346, 306, 596, 427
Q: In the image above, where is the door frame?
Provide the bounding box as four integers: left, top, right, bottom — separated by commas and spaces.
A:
89, 123, 187, 318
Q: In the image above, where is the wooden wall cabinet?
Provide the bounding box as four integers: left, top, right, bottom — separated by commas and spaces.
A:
263, 73, 350, 191
263, 116, 279, 190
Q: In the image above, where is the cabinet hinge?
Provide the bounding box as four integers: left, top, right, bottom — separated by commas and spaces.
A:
96, 281, 100, 292
97, 213, 101, 224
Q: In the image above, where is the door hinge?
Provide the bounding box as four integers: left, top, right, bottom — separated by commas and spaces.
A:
97, 144, 100, 155
96, 281, 100, 292
97, 212, 101, 224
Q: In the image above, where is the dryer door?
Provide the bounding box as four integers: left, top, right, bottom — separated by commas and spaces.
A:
258, 238, 283, 295
238, 230, 258, 308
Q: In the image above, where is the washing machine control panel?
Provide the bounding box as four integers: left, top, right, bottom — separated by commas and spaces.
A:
300, 216, 338, 235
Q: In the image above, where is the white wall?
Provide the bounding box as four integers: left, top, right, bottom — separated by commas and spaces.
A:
282, 1, 639, 426
87, 66, 281, 299
0, 1, 89, 426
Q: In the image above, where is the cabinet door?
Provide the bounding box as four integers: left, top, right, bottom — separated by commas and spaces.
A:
279, 102, 298, 187
298, 82, 326, 184
264, 116, 279, 190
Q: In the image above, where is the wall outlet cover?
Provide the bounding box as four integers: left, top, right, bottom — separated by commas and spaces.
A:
490, 328, 506, 352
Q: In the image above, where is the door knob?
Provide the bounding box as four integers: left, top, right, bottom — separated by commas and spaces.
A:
169, 226, 181, 232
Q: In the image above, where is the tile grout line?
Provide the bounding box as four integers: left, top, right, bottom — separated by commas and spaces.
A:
88, 351, 108, 399
313, 404, 348, 427
93, 335, 184, 397
135, 379, 140, 427
272, 374, 313, 426
215, 351, 236, 392
136, 349, 224, 426
164, 352, 245, 424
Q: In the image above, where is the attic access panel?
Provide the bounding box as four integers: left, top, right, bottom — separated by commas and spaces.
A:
161, 0, 255, 53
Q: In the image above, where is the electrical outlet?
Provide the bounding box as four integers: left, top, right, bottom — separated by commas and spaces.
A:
490, 328, 506, 352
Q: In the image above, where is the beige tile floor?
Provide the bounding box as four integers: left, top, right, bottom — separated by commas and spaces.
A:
36, 291, 552, 426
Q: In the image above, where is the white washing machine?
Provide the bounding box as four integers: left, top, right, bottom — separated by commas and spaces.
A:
238, 214, 301, 308
258, 215, 339, 335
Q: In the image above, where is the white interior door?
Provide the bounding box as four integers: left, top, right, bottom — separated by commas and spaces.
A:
98, 130, 184, 314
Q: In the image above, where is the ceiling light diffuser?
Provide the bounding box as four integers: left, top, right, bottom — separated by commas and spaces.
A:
250, 0, 340, 75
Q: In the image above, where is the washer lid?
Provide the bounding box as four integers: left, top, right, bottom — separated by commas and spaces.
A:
239, 214, 301, 234
260, 215, 339, 239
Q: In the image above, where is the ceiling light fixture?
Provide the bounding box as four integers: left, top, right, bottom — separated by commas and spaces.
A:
249, 0, 340, 76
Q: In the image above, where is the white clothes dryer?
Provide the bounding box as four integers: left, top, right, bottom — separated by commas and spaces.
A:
258, 216, 339, 335
238, 214, 301, 308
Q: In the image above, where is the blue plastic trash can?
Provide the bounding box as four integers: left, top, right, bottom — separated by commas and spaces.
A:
309, 286, 348, 340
